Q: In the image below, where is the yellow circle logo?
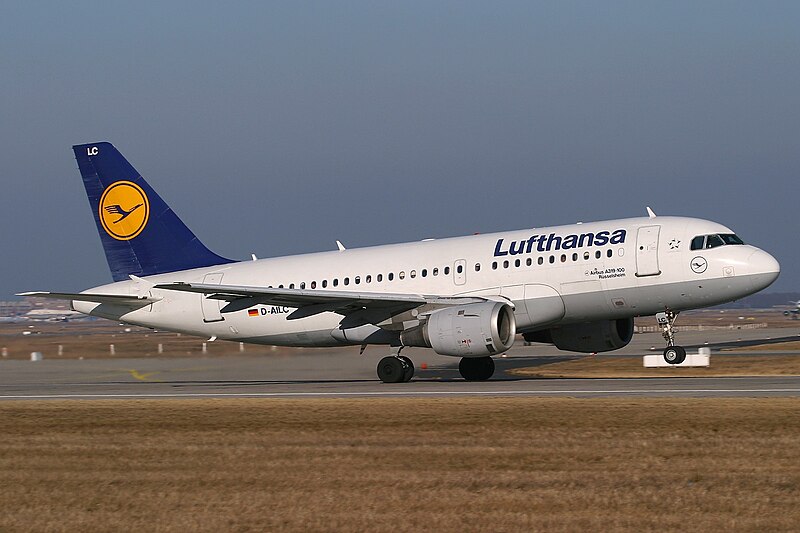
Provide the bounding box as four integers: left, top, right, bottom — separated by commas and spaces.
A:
99, 181, 150, 241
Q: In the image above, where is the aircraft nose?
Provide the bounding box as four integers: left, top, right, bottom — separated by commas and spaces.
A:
747, 249, 780, 291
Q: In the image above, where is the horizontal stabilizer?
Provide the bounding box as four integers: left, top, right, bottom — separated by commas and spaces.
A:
17, 291, 159, 306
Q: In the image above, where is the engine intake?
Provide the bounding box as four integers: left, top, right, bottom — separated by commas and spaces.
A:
401, 301, 516, 357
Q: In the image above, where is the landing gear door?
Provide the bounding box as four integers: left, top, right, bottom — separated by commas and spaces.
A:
635, 225, 661, 277
201, 273, 225, 323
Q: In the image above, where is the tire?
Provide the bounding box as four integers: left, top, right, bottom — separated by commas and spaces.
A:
399, 356, 415, 382
663, 346, 687, 365
459, 357, 495, 381
377, 356, 405, 383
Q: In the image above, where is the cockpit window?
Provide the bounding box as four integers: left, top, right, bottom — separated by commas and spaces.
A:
706, 234, 725, 249
690, 233, 745, 250
720, 233, 744, 245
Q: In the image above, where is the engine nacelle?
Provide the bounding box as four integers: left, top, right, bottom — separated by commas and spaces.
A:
523, 318, 633, 353
401, 301, 516, 357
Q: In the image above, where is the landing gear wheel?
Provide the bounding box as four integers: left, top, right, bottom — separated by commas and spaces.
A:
399, 355, 414, 382
663, 346, 686, 365
377, 356, 405, 383
459, 357, 495, 381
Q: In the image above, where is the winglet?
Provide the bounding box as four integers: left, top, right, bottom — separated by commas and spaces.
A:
646, 206, 657, 218
336, 240, 346, 251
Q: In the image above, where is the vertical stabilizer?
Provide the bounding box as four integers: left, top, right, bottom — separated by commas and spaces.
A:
73, 142, 233, 281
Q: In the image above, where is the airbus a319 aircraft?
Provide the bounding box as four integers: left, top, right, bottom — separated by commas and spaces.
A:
22, 143, 780, 382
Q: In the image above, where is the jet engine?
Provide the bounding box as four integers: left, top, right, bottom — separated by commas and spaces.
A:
401, 301, 516, 357
523, 318, 634, 353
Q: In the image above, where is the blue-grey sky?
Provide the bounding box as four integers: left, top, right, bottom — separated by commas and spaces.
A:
2, 1, 799, 299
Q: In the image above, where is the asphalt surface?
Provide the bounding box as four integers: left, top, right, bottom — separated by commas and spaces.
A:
1, 328, 799, 400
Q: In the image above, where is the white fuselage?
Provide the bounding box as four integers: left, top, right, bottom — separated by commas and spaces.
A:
73, 215, 779, 349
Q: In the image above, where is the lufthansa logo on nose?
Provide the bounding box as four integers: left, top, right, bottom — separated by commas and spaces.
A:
690, 256, 708, 274
99, 181, 150, 241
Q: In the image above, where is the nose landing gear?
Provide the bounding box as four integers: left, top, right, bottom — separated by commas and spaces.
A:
657, 310, 686, 365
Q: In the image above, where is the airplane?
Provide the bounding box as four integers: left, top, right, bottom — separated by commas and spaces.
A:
20, 142, 780, 382
783, 301, 800, 319
24, 308, 84, 322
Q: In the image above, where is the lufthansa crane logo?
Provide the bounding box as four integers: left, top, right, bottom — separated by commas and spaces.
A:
690, 256, 708, 274
99, 181, 150, 240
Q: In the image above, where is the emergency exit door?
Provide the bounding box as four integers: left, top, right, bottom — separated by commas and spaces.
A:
201, 273, 225, 322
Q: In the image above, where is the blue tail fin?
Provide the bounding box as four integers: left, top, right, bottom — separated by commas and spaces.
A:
73, 142, 234, 282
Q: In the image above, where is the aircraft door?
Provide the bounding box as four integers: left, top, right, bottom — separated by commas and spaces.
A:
201, 273, 225, 323
635, 225, 661, 277
454, 259, 467, 286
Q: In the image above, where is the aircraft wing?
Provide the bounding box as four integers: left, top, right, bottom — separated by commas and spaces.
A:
17, 291, 160, 306
154, 282, 489, 322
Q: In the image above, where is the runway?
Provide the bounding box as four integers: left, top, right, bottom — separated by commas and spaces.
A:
2, 328, 800, 399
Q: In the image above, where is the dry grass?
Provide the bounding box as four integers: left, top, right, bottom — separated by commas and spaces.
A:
726, 341, 800, 352
1, 398, 799, 532
510, 355, 800, 379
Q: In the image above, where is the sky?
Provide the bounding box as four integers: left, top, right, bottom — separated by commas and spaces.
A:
1, 1, 799, 299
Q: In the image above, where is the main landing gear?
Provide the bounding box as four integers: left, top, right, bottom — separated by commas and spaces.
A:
377, 348, 414, 383
376, 349, 496, 383
459, 357, 495, 381
657, 309, 686, 365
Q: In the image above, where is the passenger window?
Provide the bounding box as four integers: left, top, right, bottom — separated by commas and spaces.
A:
300, 282, 306, 289
422, 269, 428, 277
432, 268, 438, 276
355, 276, 361, 284
503, 260, 509, 269
333, 279, 338, 287
410, 270, 416, 278
456, 265, 463, 274
514, 259, 520, 268
549, 256, 555, 264
595, 250, 601, 259
572, 253, 578, 261
289, 283, 295, 289
690, 236, 705, 250
310, 281, 316, 289
474, 263, 481, 272
584, 251, 590, 260
377, 274, 383, 282
444, 266, 451, 275
344, 277, 350, 286
399, 271, 405, 280
607, 249, 613, 258
366, 275, 371, 283
322, 280, 327, 288
492, 262, 498, 270
526, 258, 532, 266
388, 273, 394, 281
560, 254, 566, 263
538, 257, 544, 265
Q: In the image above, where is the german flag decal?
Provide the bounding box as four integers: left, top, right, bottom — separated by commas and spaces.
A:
248, 309, 259, 317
